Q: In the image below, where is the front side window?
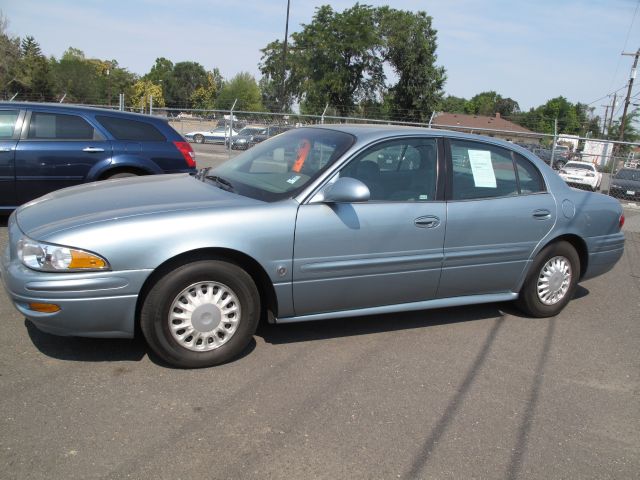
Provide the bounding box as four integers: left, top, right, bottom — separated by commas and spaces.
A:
0, 110, 19, 139
451, 140, 544, 200
210, 128, 354, 201
340, 138, 438, 201
27, 112, 100, 140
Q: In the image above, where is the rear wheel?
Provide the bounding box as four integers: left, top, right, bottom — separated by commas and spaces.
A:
194, 134, 205, 144
516, 241, 580, 317
141, 260, 260, 368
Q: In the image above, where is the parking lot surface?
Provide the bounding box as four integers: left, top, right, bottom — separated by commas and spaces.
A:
0, 154, 638, 479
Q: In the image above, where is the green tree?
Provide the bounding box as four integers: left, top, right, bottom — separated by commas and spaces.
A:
15, 35, 54, 100
0, 12, 21, 98
129, 80, 165, 112
464, 91, 520, 117
378, 7, 445, 122
215, 72, 263, 111
190, 71, 219, 110
438, 95, 467, 113
259, 4, 445, 119
164, 61, 208, 108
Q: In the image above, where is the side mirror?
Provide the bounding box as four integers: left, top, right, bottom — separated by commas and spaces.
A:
322, 177, 370, 203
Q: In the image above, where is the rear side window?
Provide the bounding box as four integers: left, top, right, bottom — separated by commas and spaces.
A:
96, 115, 166, 141
28, 112, 99, 140
0, 110, 19, 139
451, 140, 545, 199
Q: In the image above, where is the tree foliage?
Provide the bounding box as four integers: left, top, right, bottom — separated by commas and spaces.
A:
259, 3, 445, 119
215, 72, 263, 111
129, 80, 165, 112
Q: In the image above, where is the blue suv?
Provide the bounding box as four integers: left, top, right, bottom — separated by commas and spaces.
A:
0, 103, 197, 211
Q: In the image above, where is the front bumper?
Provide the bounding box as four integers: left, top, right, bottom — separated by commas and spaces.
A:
1, 215, 152, 338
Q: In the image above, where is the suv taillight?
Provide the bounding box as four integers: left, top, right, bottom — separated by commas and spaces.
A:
173, 141, 196, 168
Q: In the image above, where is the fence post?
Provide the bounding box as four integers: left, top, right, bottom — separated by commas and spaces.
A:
119, 93, 124, 111
9, 92, 18, 101
59, 93, 67, 103
228, 98, 238, 157
549, 118, 558, 168
321, 103, 329, 124
149, 95, 153, 116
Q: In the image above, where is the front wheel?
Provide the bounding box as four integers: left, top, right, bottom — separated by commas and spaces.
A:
515, 241, 580, 317
141, 260, 260, 368
194, 134, 205, 144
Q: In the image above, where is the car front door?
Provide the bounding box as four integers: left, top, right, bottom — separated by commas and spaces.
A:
292, 137, 446, 316
437, 138, 556, 298
0, 108, 22, 210
15, 110, 112, 204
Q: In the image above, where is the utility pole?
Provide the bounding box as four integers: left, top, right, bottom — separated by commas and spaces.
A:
607, 93, 617, 138
601, 103, 610, 137
618, 48, 639, 142
280, 0, 291, 113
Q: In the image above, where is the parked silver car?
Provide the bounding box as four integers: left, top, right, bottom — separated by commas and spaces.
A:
0, 126, 625, 367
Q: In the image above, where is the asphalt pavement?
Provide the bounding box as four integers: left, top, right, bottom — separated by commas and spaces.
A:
0, 159, 638, 479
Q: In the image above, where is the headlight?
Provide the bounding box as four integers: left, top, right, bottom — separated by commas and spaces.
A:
17, 237, 110, 272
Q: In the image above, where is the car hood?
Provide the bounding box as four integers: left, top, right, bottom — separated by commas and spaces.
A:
16, 174, 262, 239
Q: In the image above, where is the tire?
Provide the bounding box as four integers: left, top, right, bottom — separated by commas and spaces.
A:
194, 134, 205, 144
515, 241, 580, 318
141, 260, 260, 368
105, 171, 138, 179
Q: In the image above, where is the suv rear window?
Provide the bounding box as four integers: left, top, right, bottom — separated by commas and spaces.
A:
96, 115, 166, 141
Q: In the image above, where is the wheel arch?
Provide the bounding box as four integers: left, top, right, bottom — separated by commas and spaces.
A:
135, 247, 278, 335
98, 166, 149, 180
540, 233, 588, 280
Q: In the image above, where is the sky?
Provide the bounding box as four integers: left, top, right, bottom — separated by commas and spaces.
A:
1, 0, 639, 118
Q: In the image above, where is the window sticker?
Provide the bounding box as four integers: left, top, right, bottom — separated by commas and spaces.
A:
468, 150, 497, 188
286, 175, 301, 184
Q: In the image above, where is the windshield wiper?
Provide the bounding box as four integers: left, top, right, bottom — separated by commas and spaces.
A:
204, 174, 235, 192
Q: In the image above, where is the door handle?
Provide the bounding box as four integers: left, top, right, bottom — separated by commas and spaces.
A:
414, 216, 440, 228
532, 209, 551, 219
82, 147, 105, 153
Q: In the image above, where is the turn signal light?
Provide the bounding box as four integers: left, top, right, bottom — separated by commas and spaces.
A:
28, 303, 60, 313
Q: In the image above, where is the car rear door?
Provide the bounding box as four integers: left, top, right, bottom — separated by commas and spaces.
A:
15, 109, 112, 204
438, 138, 556, 298
293, 137, 446, 316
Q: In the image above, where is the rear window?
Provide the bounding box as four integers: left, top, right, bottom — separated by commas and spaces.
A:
96, 115, 166, 141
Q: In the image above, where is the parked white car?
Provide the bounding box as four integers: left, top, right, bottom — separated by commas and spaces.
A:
558, 161, 602, 191
184, 126, 239, 144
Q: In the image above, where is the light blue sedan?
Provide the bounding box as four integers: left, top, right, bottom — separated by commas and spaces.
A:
0, 126, 625, 367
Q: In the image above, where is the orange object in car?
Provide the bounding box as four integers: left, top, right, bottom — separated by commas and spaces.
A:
292, 139, 311, 173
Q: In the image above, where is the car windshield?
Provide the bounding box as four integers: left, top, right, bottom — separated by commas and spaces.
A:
210, 128, 354, 201
565, 162, 592, 170
615, 169, 640, 181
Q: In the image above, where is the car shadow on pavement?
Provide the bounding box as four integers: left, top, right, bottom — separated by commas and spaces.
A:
25, 319, 147, 363
257, 287, 589, 346
258, 302, 511, 345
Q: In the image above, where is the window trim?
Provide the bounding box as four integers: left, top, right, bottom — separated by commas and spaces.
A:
0, 109, 26, 141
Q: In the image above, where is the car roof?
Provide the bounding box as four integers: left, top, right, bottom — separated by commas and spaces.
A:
310, 123, 536, 151
0, 101, 164, 122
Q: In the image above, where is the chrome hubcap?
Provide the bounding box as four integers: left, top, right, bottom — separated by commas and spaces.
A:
168, 282, 241, 352
537, 256, 572, 305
